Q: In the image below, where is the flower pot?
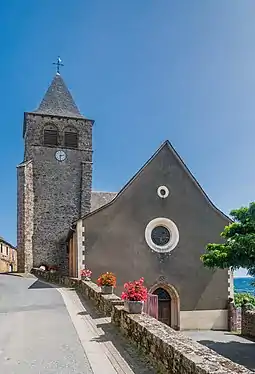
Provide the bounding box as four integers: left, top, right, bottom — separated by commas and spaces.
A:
124, 300, 144, 314
81, 276, 91, 281
101, 285, 114, 294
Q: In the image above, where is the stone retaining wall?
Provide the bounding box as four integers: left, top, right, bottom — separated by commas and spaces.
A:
228, 298, 242, 332
31, 268, 252, 374
241, 305, 255, 338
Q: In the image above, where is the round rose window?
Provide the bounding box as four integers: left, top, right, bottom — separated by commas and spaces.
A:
151, 226, 171, 246
145, 218, 179, 253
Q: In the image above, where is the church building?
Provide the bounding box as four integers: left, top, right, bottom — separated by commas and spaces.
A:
17, 69, 233, 331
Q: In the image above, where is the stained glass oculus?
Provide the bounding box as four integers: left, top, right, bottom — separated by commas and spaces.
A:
151, 226, 171, 246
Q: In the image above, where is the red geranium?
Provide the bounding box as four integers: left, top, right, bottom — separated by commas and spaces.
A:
80, 269, 92, 278
121, 277, 148, 302
97, 272, 116, 287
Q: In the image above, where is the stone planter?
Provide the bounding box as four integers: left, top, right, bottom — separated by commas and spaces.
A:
81, 276, 91, 281
101, 285, 114, 294
124, 300, 144, 314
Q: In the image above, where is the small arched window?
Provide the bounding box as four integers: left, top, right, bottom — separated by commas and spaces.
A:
64, 126, 78, 148
43, 124, 58, 146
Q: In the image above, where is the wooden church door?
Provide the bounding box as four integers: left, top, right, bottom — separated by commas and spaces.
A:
153, 287, 171, 325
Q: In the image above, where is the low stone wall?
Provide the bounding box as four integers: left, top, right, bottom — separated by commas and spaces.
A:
228, 298, 241, 332
241, 304, 255, 338
77, 278, 124, 316
31, 268, 252, 374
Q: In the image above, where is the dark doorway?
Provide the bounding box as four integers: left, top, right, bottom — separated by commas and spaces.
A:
153, 287, 171, 325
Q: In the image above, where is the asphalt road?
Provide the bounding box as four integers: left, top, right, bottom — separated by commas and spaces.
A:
185, 330, 255, 372
0, 274, 93, 374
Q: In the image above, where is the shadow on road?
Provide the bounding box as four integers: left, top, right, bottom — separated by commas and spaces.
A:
198, 339, 255, 371
77, 310, 89, 316
0, 272, 23, 277
28, 279, 55, 289
76, 290, 155, 374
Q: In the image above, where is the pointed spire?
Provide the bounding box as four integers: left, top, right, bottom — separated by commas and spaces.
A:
34, 73, 84, 118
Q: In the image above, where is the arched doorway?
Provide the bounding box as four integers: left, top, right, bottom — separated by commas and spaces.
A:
153, 287, 171, 325
150, 283, 180, 330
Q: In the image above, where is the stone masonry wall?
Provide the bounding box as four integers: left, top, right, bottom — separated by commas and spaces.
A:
0, 245, 17, 272
21, 113, 93, 272
228, 298, 241, 332
32, 268, 252, 374
17, 161, 34, 272
241, 305, 255, 338
17, 165, 25, 272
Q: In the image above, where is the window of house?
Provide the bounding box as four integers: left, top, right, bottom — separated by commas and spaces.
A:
64, 127, 78, 148
6, 246, 9, 256
0, 243, 2, 253
64, 132, 78, 148
44, 129, 58, 146
151, 226, 171, 246
43, 124, 58, 146
145, 218, 179, 253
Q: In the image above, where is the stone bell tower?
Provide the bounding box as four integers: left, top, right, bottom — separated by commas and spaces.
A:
17, 63, 93, 272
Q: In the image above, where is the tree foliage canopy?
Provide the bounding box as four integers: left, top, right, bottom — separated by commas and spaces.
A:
234, 292, 255, 307
201, 202, 255, 272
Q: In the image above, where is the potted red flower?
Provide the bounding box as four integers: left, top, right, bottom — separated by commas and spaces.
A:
80, 269, 92, 281
121, 277, 148, 314
97, 272, 116, 294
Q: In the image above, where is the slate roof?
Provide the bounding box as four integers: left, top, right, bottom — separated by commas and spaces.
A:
33, 73, 85, 118
90, 191, 117, 212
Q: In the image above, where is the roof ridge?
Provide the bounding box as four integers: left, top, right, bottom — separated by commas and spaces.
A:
79, 140, 231, 222
92, 191, 117, 194
0, 236, 16, 248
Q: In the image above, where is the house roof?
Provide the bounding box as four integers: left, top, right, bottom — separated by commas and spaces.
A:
78, 140, 231, 223
65, 191, 117, 242
0, 236, 16, 249
33, 73, 85, 119
91, 191, 117, 212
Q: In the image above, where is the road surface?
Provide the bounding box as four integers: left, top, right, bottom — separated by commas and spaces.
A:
0, 274, 154, 374
185, 330, 255, 372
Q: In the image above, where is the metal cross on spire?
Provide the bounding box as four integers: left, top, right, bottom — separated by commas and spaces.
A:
53, 56, 64, 74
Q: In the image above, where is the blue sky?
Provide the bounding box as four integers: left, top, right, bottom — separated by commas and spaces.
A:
1, 1, 255, 276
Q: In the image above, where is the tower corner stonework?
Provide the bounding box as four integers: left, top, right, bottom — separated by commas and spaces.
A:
17, 160, 34, 273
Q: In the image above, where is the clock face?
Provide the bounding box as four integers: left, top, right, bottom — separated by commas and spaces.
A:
55, 150, 66, 162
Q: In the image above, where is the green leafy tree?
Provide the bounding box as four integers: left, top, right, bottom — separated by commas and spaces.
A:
248, 267, 255, 277
234, 292, 255, 307
201, 202, 255, 273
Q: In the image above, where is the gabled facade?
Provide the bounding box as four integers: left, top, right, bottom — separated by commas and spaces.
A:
68, 141, 233, 331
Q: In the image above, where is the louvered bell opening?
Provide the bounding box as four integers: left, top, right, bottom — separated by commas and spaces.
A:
44, 130, 58, 146
64, 132, 78, 148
